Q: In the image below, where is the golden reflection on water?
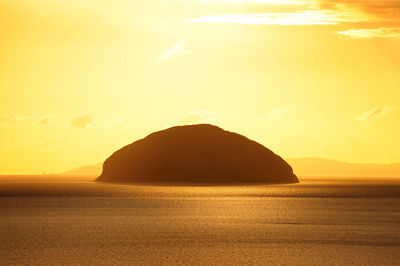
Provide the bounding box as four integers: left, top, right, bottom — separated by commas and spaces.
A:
0, 177, 399, 265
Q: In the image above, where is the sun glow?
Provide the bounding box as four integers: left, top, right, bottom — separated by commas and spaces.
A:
0, 0, 399, 174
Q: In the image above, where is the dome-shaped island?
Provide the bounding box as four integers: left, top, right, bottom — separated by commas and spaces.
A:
96, 124, 298, 184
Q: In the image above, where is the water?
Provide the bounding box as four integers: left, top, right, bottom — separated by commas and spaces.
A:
0, 176, 399, 265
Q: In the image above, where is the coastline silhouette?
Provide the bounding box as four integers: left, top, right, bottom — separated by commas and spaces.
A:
96, 124, 298, 184
64, 158, 400, 178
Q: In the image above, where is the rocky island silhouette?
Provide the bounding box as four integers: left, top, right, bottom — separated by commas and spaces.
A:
96, 124, 298, 184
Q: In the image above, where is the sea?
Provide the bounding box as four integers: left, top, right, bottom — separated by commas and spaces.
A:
0, 176, 399, 265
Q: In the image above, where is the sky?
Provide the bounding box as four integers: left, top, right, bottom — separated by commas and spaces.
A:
0, 0, 399, 174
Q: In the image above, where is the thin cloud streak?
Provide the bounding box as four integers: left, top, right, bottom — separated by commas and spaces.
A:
187, 10, 372, 25
189, 0, 400, 26
157, 40, 189, 64
213, 0, 314, 4
355, 106, 396, 121
337, 27, 400, 39
220, 0, 308, 3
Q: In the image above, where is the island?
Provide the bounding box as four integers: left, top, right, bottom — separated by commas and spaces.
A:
96, 124, 298, 184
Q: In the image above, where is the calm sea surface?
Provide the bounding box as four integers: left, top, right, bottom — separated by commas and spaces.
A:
0, 176, 399, 265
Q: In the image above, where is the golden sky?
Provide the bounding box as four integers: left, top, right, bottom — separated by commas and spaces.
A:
0, 0, 399, 174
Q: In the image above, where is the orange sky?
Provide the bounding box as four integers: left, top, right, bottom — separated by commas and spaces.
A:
0, 0, 399, 174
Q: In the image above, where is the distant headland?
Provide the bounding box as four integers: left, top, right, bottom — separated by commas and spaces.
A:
95, 124, 298, 184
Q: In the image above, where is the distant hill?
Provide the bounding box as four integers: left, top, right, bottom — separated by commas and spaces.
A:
287, 158, 400, 178
62, 163, 102, 175
63, 158, 400, 178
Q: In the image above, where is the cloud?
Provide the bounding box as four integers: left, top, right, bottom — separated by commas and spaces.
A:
0, 113, 22, 124
157, 40, 189, 63
187, 10, 371, 25
0, 113, 53, 126
210, 0, 309, 4
188, 0, 400, 26
70, 115, 129, 129
355, 106, 396, 121
319, 0, 400, 22
265, 107, 302, 120
70, 115, 94, 128
36, 114, 55, 126
37, 118, 50, 125
179, 111, 217, 125
336, 27, 400, 39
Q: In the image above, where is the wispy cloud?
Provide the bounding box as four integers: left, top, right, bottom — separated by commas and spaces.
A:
188, 9, 372, 25
157, 40, 189, 63
336, 27, 400, 39
214, 0, 309, 4
179, 111, 217, 125
355, 106, 396, 121
0, 113, 53, 126
0, 113, 23, 124
189, 0, 400, 26
265, 107, 302, 120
